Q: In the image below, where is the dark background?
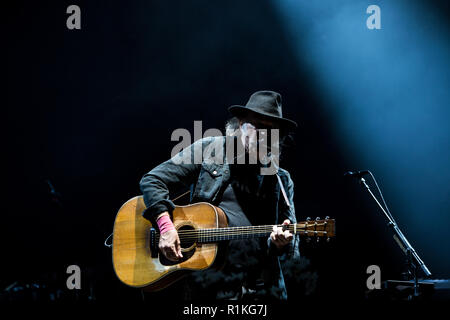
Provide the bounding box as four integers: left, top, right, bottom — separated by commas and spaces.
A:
4, 0, 449, 304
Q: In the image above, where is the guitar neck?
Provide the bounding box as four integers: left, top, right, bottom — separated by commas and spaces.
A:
192, 219, 334, 243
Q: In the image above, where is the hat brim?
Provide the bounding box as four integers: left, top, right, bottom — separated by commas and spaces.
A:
228, 105, 298, 131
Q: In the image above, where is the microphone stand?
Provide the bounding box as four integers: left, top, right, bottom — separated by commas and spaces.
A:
358, 176, 432, 298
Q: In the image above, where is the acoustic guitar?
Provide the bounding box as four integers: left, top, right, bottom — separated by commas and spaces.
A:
112, 196, 335, 291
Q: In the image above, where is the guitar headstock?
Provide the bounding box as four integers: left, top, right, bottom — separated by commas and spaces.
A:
296, 216, 336, 242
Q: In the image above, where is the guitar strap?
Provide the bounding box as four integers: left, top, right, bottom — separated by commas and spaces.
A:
275, 173, 291, 208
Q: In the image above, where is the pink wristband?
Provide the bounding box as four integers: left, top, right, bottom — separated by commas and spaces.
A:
157, 215, 175, 234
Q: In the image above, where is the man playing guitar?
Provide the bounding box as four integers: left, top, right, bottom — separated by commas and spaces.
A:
140, 91, 300, 300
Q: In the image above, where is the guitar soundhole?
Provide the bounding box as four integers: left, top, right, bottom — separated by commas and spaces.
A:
158, 224, 196, 266
178, 224, 196, 249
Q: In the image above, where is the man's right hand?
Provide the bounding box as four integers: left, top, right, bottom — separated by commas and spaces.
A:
157, 213, 183, 261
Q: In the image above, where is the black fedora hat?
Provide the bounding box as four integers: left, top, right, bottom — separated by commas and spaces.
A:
228, 90, 297, 131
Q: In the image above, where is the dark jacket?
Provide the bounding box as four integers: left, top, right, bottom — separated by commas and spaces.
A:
140, 136, 300, 300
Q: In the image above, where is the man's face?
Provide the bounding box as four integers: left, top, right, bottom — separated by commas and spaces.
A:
239, 115, 280, 156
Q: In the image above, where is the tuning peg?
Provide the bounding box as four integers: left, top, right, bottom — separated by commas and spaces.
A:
306, 237, 311, 243
326, 237, 330, 243
316, 237, 320, 243
325, 216, 330, 220
315, 217, 321, 221
306, 217, 311, 221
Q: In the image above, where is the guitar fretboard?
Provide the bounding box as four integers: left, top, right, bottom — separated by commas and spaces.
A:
154, 220, 333, 243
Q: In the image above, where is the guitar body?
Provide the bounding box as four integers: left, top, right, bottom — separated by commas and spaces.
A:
112, 196, 228, 291
112, 196, 335, 292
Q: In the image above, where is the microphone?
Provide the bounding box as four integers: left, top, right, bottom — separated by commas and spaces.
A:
344, 170, 369, 178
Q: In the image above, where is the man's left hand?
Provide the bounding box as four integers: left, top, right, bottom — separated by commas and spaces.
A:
270, 219, 293, 249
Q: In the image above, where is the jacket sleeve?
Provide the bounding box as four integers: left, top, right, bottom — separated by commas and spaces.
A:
267, 171, 300, 260
139, 138, 206, 226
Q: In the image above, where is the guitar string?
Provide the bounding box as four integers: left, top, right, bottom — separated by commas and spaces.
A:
153, 223, 329, 238
155, 230, 329, 242
153, 224, 329, 238
156, 233, 329, 244
157, 232, 329, 244
155, 224, 325, 235
162, 222, 328, 234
